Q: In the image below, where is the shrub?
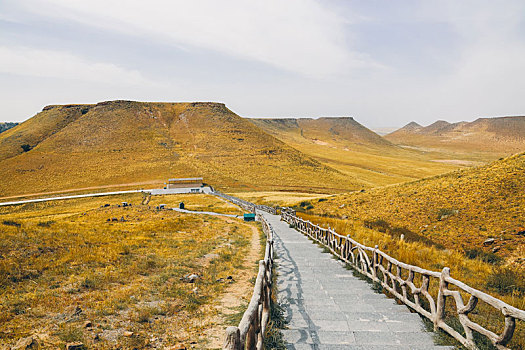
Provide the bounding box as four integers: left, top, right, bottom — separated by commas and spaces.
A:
37, 220, 55, 227
20, 144, 32, 152
56, 324, 84, 343
464, 248, 503, 265
436, 208, 458, 220
3, 220, 21, 228
486, 267, 525, 295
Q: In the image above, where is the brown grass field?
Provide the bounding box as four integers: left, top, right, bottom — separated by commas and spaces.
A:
0, 193, 260, 349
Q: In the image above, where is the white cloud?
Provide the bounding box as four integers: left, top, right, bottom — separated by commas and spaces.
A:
16, 0, 380, 77
0, 46, 154, 85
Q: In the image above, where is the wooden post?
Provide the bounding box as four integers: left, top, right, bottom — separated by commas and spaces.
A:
372, 245, 379, 280
224, 327, 241, 350
435, 267, 449, 331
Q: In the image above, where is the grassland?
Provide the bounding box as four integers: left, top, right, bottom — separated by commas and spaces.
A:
250, 117, 463, 188
229, 191, 331, 207
0, 193, 259, 349
305, 152, 525, 265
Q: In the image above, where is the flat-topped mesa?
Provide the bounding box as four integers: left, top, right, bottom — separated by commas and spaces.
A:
43, 101, 228, 111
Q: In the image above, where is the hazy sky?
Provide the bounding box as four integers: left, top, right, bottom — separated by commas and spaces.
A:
1, 1, 525, 128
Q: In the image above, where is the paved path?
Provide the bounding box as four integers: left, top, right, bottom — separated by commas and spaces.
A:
261, 212, 453, 350
0, 190, 145, 206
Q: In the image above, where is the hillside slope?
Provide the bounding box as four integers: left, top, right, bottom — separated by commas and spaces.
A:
309, 152, 525, 264
0, 101, 359, 197
386, 116, 525, 159
251, 117, 459, 187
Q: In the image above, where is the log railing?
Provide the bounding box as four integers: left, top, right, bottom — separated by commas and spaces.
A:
213, 191, 277, 215
224, 212, 275, 350
281, 209, 525, 350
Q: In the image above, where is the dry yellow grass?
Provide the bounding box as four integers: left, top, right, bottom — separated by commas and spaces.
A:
229, 191, 331, 207
250, 117, 464, 188
148, 194, 244, 215
307, 152, 525, 265
0, 193, 258, 349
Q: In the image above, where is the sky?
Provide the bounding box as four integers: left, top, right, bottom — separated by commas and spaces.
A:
1, 0, 525, 128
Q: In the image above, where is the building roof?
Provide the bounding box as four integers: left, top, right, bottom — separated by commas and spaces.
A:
168, 177, 203, 182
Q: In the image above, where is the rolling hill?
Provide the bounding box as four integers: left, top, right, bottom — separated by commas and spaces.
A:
386, 116, 525, 160
0, 101, 361, 197
309, 152, 525, 265
251, 117, 460, 187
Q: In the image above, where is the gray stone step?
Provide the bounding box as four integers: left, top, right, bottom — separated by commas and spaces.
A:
261, 212, 455, 350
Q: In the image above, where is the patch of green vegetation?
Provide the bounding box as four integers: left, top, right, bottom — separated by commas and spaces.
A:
363, 218, 443, 248
2, 220, 21, 227
464, 248, 503, 265
486, 267, 525, 295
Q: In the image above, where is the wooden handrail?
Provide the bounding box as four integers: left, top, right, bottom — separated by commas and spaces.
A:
280, 208, 524, 350
223, 209, 275, 349
213, 192, 277, 215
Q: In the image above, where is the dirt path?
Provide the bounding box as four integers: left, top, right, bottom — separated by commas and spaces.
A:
206, 221, 262, 348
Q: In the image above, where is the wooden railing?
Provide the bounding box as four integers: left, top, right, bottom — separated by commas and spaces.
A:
214, 192, 256, 212
223, 212, 275, 350
213, 191, 277, 215
281, 209, 525, 350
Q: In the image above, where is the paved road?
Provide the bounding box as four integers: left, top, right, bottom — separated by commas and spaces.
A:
0, 190, 145, 206
261, 212, 453, 350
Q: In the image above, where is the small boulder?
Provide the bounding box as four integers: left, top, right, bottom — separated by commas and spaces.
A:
483, 238, 496, 245
66, 342, 85, 350
181, 273, 200, 283
11, 336, 39, 349
123, 331, 133, 337
83, 321, 92, 328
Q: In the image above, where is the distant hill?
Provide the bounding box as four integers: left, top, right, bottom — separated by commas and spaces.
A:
251, 117, 392, 148
310, 152, 525, 265
386, 116, 525, 157
250, 117, 459, 187
0, 101, 361, 197
0, 122, 19, 134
